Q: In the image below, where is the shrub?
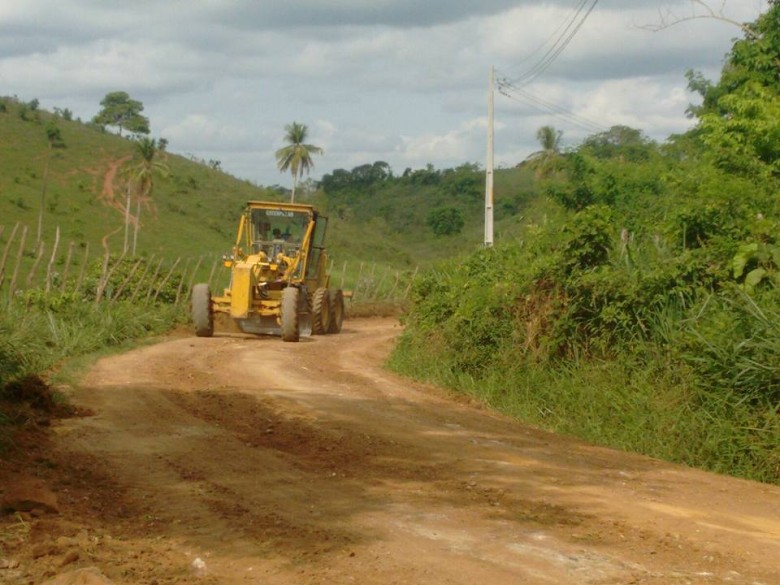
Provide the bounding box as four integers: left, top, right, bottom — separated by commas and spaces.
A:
426, 207, 465, 236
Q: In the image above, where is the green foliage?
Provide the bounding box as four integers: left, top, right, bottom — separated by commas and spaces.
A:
426, 206, 465, 236
559, 204, 613, 271
391, 4, 780, 482
275, 121, 323, 201
699, 83, 780, 178
678, 288, 780, 405
45, 119, 65, 149
581, 125, 656, 162
93, 91, 150, 136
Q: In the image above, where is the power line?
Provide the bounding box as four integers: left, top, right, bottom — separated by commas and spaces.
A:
493, 0, 606, 135
507, 0, 599, 87
497, 76, 607, 134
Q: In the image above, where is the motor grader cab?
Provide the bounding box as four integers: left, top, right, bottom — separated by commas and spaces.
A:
191, 201, 345, 341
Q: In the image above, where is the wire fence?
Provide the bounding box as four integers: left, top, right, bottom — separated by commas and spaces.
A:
0, 222, 419, 307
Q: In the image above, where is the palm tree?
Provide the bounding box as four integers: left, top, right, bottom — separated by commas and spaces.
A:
126, 137, 169, 254
275, 122, 323, 202
526, 125, 562, 178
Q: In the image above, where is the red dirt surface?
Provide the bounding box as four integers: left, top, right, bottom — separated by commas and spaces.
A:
1, 318, 779, 584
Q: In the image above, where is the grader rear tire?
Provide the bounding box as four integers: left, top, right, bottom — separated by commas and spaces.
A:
311, 287, 331, 335
280, 287, 300, 342
327, 289, 344, 334
192, 283, 214, 337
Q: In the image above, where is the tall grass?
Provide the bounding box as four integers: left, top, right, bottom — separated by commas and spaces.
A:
389, 225, 780, 484
0, 298, 184, 389
389, 330, 780, 483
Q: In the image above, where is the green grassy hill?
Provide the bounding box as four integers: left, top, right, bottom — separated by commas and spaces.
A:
1, 97, 536, 296
1, 98, 279, 264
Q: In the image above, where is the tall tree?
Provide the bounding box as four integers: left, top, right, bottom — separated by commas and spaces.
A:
38, 120, 66, 244
94, 91, 150, 137
126, 138, 169, 254
275, 122, 323, 203
686, 3, 780, 178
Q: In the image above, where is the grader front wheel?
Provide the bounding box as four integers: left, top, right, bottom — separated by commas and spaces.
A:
280, 287, 301, 342
192, 283, 214, 337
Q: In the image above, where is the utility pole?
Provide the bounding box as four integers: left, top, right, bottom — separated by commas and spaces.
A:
484, 66, 495, 248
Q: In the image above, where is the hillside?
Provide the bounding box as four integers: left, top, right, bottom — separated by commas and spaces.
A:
1, 98, 280, 264
1, 98, 538, 291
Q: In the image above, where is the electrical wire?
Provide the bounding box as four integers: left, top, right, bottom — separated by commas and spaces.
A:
507, 0, 599, 87
497, 75, 607, 134
494, 0, 606, 135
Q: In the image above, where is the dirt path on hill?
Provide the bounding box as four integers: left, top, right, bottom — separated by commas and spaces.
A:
1, 318, 779, 584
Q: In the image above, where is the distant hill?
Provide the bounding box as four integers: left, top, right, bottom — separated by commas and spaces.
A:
0, 97, 280, 263
0, 96, 538, 289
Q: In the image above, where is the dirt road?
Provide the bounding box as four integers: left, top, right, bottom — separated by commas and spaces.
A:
4, 318, 780, 584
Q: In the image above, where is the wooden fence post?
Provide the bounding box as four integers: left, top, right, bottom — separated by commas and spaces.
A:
387, 270, 400, 300
0, 221, 21, 288
112, 258, 144, 302
152, 257, 181, 302
97, 251, 128, 302
129, 255, 155, 302
183, 256, 204, 304
340, 260, 347, 289
25, 241, 46, 289
143, 258, 165, 301
94, 248, 111, 304
44, 226, 61, 294
403, 266, 419, 299
207, 256, 220, 290
8, 225, 29, 299
375, 265, 389, 300
355, 261, 364, 300
173, 258, 192, 306
60, 241, 76, 292
75, 243, 90, 295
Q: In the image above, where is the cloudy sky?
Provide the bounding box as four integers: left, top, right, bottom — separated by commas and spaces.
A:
0, 1, 768, 187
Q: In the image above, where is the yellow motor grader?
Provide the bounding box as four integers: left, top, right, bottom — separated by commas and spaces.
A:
191, 201, 344, 341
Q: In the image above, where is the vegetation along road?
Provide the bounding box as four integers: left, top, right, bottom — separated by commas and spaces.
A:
2, 318, 779, 584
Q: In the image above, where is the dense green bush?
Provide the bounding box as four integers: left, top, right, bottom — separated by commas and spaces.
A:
392, 5, 780, 485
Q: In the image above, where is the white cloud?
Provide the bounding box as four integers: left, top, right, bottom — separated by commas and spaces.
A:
0, 0, 770, 185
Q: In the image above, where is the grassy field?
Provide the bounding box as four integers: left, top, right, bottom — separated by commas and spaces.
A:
2, 97, 542, 300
